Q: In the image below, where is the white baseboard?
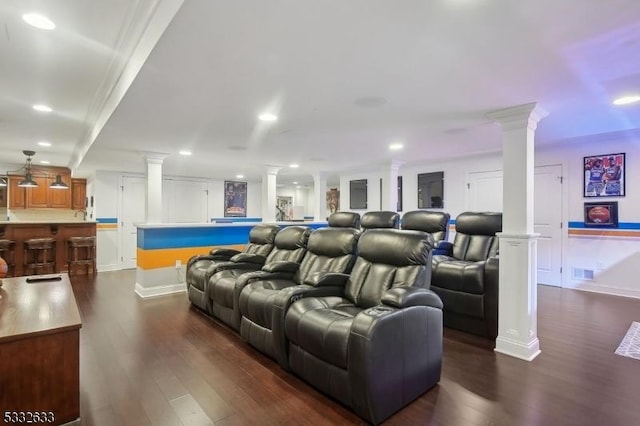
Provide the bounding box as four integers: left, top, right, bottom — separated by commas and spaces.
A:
135, 282, 186, 298
564, 281, 640, 299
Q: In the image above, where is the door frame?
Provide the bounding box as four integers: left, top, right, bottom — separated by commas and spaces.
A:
118, 173, 145, 270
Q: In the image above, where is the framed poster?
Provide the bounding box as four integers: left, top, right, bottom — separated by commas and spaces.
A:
584, 153, 625, 197
584, 201, 618, 228
326, 188, 340, 214
224, 180, 247, 217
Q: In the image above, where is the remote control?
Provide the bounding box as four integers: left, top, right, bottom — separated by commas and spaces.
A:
26, 275, 63, 283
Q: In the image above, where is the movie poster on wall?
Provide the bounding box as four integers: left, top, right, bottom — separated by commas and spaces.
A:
583, 153, 625, 197
224, 180, 247, 217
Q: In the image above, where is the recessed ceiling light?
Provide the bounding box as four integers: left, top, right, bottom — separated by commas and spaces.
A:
354, 96, 388, 108
389, 143, 404, 151
39, 160, 50, 164
292, 181, 298, 185
33, 104, 52, 113
22, 13, 56, 30
289, 164, 299, 168
236, 174, 244, 179
296, 185, 301, 189
179, 150, 192, 156
258, 113, 278, 122
37, 141, 52, 147
613, 95, 640, 105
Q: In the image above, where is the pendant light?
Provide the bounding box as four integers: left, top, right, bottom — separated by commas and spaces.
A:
18, 151, 39, 188
49, 174, 69, 189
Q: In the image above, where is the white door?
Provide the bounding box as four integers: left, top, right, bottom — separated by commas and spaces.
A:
120, 176, 146, 269
163, 178, 208, 223
467, 170, 503, 211
467, 166, 563, 286
534, 165, 563, 286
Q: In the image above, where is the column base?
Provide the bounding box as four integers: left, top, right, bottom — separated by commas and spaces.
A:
495, 335, 541, 361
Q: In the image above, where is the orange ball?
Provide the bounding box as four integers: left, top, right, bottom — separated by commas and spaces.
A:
0, 256, 7, 278
588, 206, 610, 223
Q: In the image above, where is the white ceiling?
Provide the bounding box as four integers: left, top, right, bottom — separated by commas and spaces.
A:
3, 0, 640, 187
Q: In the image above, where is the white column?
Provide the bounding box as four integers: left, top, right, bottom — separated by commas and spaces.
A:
261, 166, 279, 222
380, 160, 403, 211
487, 103, 548, 361
143, 152, 167, 223
313, 171, 328, 221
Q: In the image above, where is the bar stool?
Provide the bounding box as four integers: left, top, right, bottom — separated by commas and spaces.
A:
0, 239, 16, 277
24, 238, 56, 275
67, 236, 96, 276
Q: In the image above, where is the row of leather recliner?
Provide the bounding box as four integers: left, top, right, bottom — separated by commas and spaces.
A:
185, 211, 446, 424
185, 209, 502, 423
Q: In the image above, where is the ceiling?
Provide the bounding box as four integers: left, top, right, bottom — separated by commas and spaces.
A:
2, 0, 640, 187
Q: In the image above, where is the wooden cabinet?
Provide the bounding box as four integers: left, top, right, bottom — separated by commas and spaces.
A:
8, 176, 26, 209
25, 175, 71, 209
71, 178, 87, 210
25, 175, 50, 208
49, 175, 71, 208
7, 167, 75, 210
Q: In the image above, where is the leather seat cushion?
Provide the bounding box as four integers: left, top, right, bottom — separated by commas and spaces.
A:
210, 269, 246, 308
432, 257, 485, 294
239, 279, 298, 329
188, 259, 217, 291
285, 297, 362, 369
431, 286, 484, 318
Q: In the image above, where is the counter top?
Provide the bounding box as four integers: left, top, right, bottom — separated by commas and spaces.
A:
0, 220, 97, 224
136, 221, 327, 229
0, 274, 82, 343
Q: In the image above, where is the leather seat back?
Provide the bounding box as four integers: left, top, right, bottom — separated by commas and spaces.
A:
293, 227, 360, 284
452, 212, 502, 261
243, 224, 280, 257
327, 212, 361, 229
401, 210, 450, 243
344, 229, 432, 308
361, 211, 400, 230
264, 226, 311, 264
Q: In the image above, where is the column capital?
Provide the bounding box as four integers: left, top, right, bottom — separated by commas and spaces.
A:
141, 151, 169, 164
264, 165, 281, 175
487, 102, 548, 131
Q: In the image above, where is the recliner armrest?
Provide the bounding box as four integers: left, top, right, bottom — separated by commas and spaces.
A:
210, 248, 242, 259
211, 262, 262, 273
381, 287, 443, 309
230, 253, 266, 265
303, 272, 350, 287
432, 241, 453, 256
262, 261, 300, 273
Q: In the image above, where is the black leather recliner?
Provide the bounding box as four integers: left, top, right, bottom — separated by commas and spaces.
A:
401, 210, 450, 253
238, 226, 360, 361
206, 226, 311, 331
430, 212, 502, 339
283, 229, 442, 425
327, 212, 361, 229
360, 211, 400, 230
186, 224, 280, 312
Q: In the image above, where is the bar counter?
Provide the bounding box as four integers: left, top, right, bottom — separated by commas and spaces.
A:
0, 221, 96, 277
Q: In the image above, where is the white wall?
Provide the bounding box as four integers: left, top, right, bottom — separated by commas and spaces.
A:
334, 138, 640, 298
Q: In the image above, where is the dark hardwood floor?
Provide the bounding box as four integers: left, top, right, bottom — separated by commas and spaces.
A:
70, 271, 640, 425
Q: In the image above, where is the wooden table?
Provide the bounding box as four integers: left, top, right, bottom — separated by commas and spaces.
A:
0, 273, 81, 425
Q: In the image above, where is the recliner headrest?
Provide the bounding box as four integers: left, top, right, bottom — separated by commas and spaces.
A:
327, 212, 361, 229
274, 226, 310, 250
401, 210, 450, 233
307, 228, 359, 257
455, 212, 502, 236
361, 211, 400, 230
249, 224, 280, 244
357, 229, 432, 266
